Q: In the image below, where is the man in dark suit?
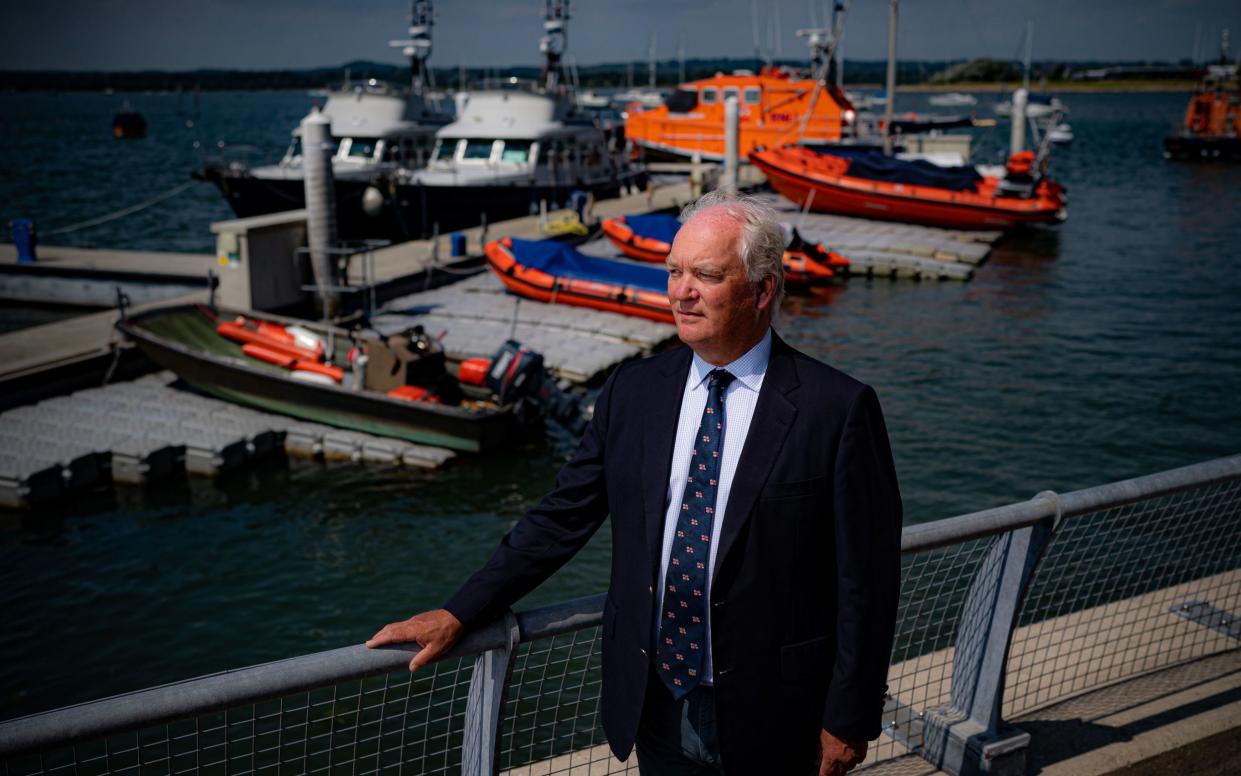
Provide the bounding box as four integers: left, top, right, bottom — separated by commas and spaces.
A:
369, 192, 902, 775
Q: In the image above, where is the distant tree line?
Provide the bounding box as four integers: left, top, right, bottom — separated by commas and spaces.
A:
0, 57, 1200, 93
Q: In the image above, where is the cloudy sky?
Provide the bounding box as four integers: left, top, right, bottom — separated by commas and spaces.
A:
1, 0, 1237, 71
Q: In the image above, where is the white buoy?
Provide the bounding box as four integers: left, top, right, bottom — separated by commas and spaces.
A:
300, 106, 339, 317
361, 185, 385, 217
723, 95, 739, 192
1010, 88, 1028, 156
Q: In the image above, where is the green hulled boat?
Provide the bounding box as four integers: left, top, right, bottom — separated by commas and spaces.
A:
117, 304, 527, 453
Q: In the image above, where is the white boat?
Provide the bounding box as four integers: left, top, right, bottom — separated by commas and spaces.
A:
197, 1, 453, 240
847, 90, 888, 110
995, 94, 1068, 119
1047, 122, 1074, 144
614, 88, 668, 110
928, 92, 977, 107
575, 90, 611, 109
384, 0, 646, 236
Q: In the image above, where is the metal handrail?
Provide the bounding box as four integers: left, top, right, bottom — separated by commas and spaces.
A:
2, 454, 1239, 762
900, 453, 1241, 552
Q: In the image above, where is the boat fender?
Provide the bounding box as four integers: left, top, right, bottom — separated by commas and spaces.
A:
289, 370, 338, 386
218, 321, 321, 362
293, 361, 344, 382
242, 342, 297, 368
286, 325, 326, 359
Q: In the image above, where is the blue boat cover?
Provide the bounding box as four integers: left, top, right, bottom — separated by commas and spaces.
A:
624, 214, 682, 247
836, 151, 982, 192
507, 238, 668, 293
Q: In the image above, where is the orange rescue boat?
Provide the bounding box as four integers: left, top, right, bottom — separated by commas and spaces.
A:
751, 146, 1067, 231
485, 236, 673, 324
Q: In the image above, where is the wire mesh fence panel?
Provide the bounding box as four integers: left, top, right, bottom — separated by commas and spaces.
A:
867, 534, 996, 766
496, 626, 637, 775
2, 657, 475, 776
1005, 477, 1241, 718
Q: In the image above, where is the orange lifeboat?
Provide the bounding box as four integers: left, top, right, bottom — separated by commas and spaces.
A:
485, 236, 673, 323
600, 213, 848, 285
751, 146, 1067, 231
624, 66, 855, 162
1164, 61, 1240, 160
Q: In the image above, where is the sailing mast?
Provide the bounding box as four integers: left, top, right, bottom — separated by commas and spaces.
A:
882, 0, 898, 155
1022, 20, 1032, 92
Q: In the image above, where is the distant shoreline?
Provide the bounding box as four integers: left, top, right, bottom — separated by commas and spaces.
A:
864, 80, 1199, 94
0, 80, 1199, 97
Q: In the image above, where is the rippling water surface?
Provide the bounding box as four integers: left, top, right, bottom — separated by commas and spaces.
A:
2, 91, 1240, 718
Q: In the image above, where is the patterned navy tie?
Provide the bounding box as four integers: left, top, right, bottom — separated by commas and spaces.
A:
657, 368, 735, 698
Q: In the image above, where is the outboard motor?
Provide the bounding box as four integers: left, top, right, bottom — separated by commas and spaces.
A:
486, 340, 586, 435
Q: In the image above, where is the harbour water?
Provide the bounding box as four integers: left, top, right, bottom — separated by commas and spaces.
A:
2, 91, 1240, 719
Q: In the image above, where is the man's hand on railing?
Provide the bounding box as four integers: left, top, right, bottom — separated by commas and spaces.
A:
366, 609, 465, 672
816, 728, 867, 776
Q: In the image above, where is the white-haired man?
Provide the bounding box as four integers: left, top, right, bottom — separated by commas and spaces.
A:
370, 191, 902, 774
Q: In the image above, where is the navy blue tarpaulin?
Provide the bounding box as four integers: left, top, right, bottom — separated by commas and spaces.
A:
507, 238, 668, 293
624, 214, 682, 246
838, 152, 982, 192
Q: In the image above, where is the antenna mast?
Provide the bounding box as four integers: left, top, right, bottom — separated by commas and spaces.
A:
390, 1, 434, 98
540, 0, 571, 93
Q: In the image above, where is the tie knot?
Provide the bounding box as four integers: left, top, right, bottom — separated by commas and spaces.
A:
709, 369, 735, 392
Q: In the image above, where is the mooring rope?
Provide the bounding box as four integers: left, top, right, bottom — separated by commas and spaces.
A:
45, 180, 196, 236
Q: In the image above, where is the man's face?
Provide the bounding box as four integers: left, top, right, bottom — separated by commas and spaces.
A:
666, 210, 773, 365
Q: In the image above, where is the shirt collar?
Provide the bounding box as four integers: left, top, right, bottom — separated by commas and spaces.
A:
688, 328, 772, 393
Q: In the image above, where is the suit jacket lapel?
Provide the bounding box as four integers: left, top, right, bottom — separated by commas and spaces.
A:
643, 347, 692, 585
714, 333, 800, 577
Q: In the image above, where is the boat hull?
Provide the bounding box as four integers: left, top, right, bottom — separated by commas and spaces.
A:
485, 238, 673, 324
118, 306, 518, 452
198, 169, 412, 241
198, 168, 649, 242
388, 172, 647, 236
600, 217, 671, 263
751, 149, 1066, 231
1163, 134, 1241, 161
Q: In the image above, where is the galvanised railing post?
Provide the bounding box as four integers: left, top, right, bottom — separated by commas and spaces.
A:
922, 492, 1061, 776
460, 610, 520, 776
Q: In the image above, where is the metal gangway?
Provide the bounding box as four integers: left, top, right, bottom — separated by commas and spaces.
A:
2, 456, 1239, 776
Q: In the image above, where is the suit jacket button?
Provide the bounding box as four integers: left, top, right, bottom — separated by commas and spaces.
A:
639, 647, 647, 656
648, 585, 654, 594
712, 600, 725, 610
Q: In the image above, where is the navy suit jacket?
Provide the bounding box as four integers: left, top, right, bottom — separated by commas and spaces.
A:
445, 332, 902, 772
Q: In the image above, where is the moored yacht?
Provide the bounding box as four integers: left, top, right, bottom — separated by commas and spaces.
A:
195, 1, 452, 239
379, 0, 646, 237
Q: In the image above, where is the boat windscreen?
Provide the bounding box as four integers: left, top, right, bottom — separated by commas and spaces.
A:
842, 152, 983, 192
462, 139, 496, 160
665, 89, 699, 114
433, 140, 457, 162
624, 214, 682, 246
500, 140, 532, 163
508, 238, 669, 293
347, 139, 378, 159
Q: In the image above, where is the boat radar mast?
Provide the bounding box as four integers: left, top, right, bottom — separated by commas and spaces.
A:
389, 0, 435, 98
797, 1, 847, 85
794, 1, 850, 143
539, 0, 570, 93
